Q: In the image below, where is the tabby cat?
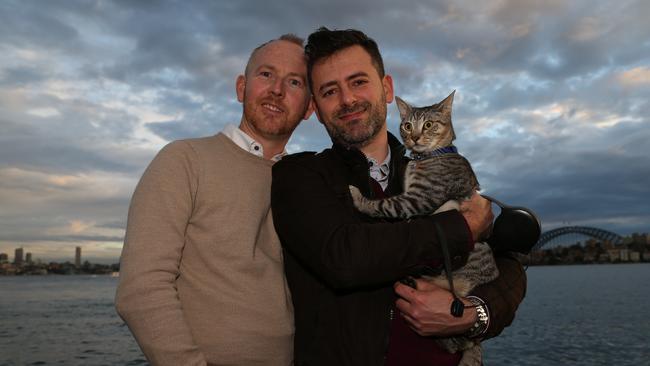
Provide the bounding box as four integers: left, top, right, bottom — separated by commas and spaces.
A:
348, 91, 498, 366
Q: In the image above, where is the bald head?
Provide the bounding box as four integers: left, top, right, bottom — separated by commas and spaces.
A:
244, 34, 305, 77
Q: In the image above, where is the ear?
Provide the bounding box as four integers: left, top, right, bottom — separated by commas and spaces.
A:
441, 90, 456, 141
236, 75, 246, 103
311, 96, 324, 124
440, 90, 455, 115
303, 98, 315, 120
382, 74, 394, 104
395, 96, 412, 121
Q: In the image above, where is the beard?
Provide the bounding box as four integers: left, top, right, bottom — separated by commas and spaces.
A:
323, 98, 387, 148
243, 95, 303, 139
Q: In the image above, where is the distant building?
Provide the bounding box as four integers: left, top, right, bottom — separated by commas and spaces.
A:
598, 252, 610, 263
0, 253, 8, 263
606, 249, 620, 262
14, 248, 24, 265
619, 248, 630, 262
75, 246, 81, 268
26, 252, 33, 264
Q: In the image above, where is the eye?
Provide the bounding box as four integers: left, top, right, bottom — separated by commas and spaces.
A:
288, 78, 303, 88
321, 88, 337, 98
402, 122, 412, 131
259, 71, 272, 78
351, 78, 368, 87
424, 121, 434, 129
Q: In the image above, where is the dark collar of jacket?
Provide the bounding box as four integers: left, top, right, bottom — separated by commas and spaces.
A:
330, 132, 408, 198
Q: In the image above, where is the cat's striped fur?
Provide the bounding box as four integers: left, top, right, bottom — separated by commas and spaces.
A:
348, 91, 498, 366
350, 153, 478, 219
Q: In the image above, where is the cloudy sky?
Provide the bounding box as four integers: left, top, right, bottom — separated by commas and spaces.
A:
1, 0, 648, 263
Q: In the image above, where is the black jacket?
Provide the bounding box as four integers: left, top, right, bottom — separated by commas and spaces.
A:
272, 133, 526, 366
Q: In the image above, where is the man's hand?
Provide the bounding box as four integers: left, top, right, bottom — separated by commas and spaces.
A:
394, 279, 477, 337
460, 191, 494, 242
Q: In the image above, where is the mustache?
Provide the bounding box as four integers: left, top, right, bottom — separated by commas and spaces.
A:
335, 101, 371, 119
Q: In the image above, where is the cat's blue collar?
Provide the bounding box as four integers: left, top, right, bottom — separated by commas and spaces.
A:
410, 146, 458, 161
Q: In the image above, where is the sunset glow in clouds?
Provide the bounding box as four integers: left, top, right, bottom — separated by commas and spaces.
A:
1, 0, 648, 262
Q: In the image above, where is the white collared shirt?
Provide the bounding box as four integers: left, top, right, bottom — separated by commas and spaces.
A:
222, 124, 287, 162
367, 148, 391, 191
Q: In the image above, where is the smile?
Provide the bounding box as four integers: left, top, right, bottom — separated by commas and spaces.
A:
338, 107, 366, 121
262, 103, 283, 113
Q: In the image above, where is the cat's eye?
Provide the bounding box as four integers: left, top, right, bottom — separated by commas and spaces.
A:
424, 121, 434, 129
402, 122, 412, 131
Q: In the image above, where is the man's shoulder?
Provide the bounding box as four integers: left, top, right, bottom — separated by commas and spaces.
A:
279, 151, 317, 163
150, 135, 229, 168
175, 134, 225, 149
163, 134, 228, 153
275, 148, 340, 170
273, 148, 354, 192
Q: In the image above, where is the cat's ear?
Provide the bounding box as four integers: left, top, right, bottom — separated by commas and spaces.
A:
395, 96, 412, 121
440, 90, 455, 115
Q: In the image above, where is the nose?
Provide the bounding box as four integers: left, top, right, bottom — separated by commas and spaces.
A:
270, 77, 284, 97
339, 85, 356, 107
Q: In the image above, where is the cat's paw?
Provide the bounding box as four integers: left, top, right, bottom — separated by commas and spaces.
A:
348, 185, 364, 205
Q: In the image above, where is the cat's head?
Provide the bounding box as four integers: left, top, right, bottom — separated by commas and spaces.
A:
395, 91, 456, 153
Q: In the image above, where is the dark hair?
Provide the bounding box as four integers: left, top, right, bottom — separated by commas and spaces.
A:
305, 27, 385, 89
244, 34, 305, 76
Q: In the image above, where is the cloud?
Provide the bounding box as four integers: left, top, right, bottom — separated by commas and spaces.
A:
617, 66, 650, 87
1, 0, 649, 262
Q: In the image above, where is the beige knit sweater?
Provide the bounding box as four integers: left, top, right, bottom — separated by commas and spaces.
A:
115, 133, 294, 366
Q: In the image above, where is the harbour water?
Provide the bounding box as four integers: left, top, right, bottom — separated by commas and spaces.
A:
1, 264, 649, 365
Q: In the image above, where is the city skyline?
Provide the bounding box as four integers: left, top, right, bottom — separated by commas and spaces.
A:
1, 0, 649, 262
0, 245, 96, 265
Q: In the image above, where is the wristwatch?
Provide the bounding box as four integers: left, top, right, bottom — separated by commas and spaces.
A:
464, 296, 490, 339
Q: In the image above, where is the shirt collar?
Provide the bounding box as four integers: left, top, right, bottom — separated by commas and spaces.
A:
366, 148, 391, 191
222, 124, 287, 162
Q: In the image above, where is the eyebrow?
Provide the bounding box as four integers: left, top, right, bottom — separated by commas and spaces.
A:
255, 64, 277, 73
256, 64, 306, 81
317, 72, 369, 94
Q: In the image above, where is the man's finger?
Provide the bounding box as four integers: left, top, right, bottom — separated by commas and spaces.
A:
394, 282, 418, 302
395, 298, 413, 315
412, 278, 443, 291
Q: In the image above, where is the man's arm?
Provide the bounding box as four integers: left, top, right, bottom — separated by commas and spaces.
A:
469, 253, 527, 339
394, 252, 526, 338
115, 141, 207, 366
271, 158, 473, 290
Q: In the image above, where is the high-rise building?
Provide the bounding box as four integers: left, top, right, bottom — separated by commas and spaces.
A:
14, 247, 24, 265
26, 252, 33, 264
75, 246, 81, 268
0, 253, 8, 263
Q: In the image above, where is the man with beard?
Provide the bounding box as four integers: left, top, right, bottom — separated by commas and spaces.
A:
115, 34, 313, 366
271, 28, 526, 365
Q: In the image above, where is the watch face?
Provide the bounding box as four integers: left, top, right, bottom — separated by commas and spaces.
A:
477, 309, 488, 322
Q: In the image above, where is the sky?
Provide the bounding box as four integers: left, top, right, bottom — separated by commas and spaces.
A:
1, 0, 648, 263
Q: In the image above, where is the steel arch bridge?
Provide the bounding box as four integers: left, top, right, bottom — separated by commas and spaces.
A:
534, 226, 623, 250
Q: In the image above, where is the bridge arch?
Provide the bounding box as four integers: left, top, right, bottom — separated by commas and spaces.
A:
535, 226, 623, 250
